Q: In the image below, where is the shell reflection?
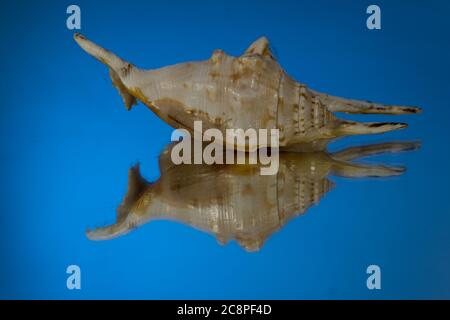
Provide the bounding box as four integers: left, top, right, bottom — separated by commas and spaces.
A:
87, 141, 419, 251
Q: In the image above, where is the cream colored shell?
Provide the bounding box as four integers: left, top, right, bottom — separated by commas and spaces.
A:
75, 34, 421, 151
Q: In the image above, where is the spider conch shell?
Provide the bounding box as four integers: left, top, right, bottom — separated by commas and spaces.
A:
86, 141, 420, 251
74, 34, 421, 151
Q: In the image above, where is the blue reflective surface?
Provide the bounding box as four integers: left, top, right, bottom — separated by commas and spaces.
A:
1, 0, 449, 299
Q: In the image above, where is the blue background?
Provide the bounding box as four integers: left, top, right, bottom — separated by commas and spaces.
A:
1, 0, 449, 299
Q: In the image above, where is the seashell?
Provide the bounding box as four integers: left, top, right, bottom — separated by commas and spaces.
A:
86, 141, 420, 251
74, 34, 421, 151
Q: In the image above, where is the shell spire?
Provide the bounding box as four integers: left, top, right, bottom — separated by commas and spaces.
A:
312, 90, 422, 115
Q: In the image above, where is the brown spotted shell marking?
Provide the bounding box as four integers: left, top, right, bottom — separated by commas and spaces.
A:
74, 34, 421, 151
86, 141, 419, 251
